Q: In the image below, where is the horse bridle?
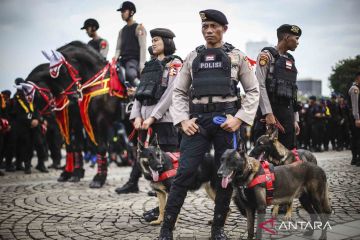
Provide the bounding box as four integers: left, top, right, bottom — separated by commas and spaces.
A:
26, 81, 55, 115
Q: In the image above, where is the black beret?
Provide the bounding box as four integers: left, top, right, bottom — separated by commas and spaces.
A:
1, 90, 11, 96
117, 1, 136, 13
199, 9, 228, 25
309, 95, 317, 101
277, 24, 302, 37
150, 28, 175, 39
81, 18, 99, 30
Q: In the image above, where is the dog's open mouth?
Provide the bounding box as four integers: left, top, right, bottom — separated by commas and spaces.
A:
221, 171, 234, 188
149, 167, 159, 182
258, 151, 265, 161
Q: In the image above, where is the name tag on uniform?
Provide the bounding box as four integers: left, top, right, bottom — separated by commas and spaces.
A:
286, 60, 292, 69
200, 62, 222, 69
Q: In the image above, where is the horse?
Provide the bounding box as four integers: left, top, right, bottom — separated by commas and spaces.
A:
22, 63, 86, 178
42, 41, 131, 188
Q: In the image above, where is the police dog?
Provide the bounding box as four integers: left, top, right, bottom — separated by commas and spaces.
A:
219, 148, 331, 240
250, 128, 318, 219
138, 145, 217, 225
250, 128, 317, 166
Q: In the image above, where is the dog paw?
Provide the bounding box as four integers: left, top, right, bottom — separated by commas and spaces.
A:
150, 219, 163, 225
282, 215, 293, 222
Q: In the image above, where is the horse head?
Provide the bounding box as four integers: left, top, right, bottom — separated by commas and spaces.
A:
42, 50, 65, 79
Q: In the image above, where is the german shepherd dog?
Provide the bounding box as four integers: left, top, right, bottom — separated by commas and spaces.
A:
219, 148, 331, 240
249, 128, 318, 219
138, 145, 217, 225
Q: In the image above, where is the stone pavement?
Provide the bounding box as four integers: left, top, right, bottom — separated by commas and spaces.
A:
0, 150, 359, 239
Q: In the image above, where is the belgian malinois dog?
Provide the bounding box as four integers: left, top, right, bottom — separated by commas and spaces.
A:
138, 145, 217, 225
218, 148, 331, 240
250, 128, 318, 219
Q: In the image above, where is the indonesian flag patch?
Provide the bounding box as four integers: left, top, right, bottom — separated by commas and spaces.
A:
205, 54, 215, 61
286, 60, 292, 69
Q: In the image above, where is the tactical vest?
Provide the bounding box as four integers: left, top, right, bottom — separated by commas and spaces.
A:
263, 47, 298, 102
120, 23, 140, 60
191, 43, 235, 99
135, 55, 182, 104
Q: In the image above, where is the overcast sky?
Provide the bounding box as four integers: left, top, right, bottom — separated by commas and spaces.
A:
0, 0, 359, 95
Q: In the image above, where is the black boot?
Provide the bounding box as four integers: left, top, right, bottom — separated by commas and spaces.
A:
211, 212, 229, 240
143, 207, 159, 222
115, 181, 139, 194
351, 157, 357, 165
36, 164, 49, 173
211, 226, 228, 240
158, 214, 176, 240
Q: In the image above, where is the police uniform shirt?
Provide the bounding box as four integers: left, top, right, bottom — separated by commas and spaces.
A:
114, 23, 147, 71
171, 44, 259, 126
130, 57, 183, 123
88, 37, 109, 59
349, 83, 360, 120
256, 47, 300, 121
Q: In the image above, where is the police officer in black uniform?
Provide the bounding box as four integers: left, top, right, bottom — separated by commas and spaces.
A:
348, 72, 360, 165
115, 28, 182, 194
254, 24, 302, 149
159, 10, 259, 240
81, 18, 109, 59
114, 1, 147, 87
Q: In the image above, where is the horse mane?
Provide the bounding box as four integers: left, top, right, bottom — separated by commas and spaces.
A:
57, 40, 107, 65
26, 63, 50, 84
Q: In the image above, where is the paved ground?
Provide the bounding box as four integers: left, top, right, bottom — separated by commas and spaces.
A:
0, 150, 360, 240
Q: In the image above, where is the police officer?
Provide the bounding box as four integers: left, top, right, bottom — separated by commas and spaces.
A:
159, 10, 259, 240
81, 18, 109, 59
11, 78, 40, 174
114, 1, 147, 87
348, 72, 360, 166
115, 28, 182, 194
253, 24, 302, 150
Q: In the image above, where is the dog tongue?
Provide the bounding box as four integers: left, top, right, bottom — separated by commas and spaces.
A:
221, 176, 230, 189
150, 169, 159, 182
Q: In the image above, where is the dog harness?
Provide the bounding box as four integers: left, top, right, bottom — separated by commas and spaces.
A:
247, 160, 275, 205
157, 152, 180, 182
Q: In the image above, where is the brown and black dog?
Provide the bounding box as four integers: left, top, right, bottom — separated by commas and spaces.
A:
219, 148, 331, 240
249, 128, 318, 219
250, 128, 317, 166
138, 145, 217, 225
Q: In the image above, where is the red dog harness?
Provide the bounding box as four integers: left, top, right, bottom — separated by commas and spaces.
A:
247, 160, 275, 205
157, 152, 180, 182
292, 148, 301, 162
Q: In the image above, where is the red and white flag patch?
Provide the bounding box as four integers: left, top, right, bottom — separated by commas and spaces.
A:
205, 55, 215, 61
286, 60, 292, 69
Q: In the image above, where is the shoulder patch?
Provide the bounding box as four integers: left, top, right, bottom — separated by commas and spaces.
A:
354, 88, 359, 94
259, 54, 269, 66
100, 40, 107, 49
137, 23, 145, 36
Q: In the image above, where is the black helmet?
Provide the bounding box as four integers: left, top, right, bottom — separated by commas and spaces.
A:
14, 77, 24, 85
81, 18, 99, 30
117, 1, 136, 13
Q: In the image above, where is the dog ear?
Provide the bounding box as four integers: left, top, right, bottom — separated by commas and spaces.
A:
268, 126, 278, 141
237, 140, 247, 158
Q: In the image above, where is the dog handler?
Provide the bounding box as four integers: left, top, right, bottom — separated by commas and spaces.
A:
159, 10, 259, 240
115, 28, 183, 194
253, 24, 302, 149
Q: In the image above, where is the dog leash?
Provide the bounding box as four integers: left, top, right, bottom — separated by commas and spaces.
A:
213, 116, 237, 149
260, 117, 285, 134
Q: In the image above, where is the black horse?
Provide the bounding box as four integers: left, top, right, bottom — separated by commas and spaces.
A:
24, 63, 86, 179
43, 41, 130, 188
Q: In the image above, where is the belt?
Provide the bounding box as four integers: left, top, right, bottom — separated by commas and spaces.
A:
190, 101, 239, 113
140, 99, 158, 106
